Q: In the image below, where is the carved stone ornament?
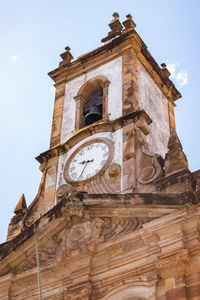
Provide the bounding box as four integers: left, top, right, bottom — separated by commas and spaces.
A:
138, 152, 164, 184
25, 211, 41, 227
56, 215, 147, 256
132, 118, 164, 188
58, 218, 104, 256
61, 192, 89, 222
155, 249, 189, 279
9, 214, 147, 274
64, 286, 91, 300
56, 184, 74, 202
103, 216, 146, 240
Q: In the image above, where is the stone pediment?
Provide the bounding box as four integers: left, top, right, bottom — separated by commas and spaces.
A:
0, 190, 197, 277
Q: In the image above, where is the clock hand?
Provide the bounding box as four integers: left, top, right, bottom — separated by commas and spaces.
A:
79, 159, 94, 179
79, 159, 94, 165
79, 161, 88, 178
87, 159, 94, 163
79, 160, 87, 165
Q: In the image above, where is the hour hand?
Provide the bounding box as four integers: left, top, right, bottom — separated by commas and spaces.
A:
79, 159, 94, 165
79, 160, 87, 165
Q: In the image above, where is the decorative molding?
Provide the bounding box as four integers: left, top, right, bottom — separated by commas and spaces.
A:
103, 217, 146, 240
36, 110, 151, 164
17, 245, 58, 272
155, 249, 189, 279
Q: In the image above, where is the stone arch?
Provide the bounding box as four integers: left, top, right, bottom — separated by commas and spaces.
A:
74, 75, 110, 129
102, 284, 155, 300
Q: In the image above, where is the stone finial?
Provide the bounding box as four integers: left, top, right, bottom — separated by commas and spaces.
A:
122, 14, 136, 31
161, 63, 166, 68
164, 129, 189, 176
60, 46, 74, 64
14, 194, 27, 215
7, 194, 27, 241
101, 12, 123, 43
160, 62, 171, 79
109, 12, 123, 33
110, 12, 119, 23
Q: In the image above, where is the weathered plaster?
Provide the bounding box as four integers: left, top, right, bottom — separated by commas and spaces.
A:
138, 60, 170, 158
61, 57, 122, 144
56, 129, 123, 191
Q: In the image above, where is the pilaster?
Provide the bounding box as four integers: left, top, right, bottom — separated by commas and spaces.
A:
50, 82, 66, 148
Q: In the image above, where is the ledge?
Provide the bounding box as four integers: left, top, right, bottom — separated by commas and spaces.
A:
36, 110, 151, 163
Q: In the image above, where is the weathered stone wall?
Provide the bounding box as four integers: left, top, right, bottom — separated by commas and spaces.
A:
138, 60, 170, 158
61, 57, 122, 144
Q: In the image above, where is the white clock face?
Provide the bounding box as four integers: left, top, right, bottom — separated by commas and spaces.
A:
67, 142, 110, 182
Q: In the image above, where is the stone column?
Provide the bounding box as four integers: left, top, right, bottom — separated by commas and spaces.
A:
102, 80, 110, 119
74, 95, 87, 130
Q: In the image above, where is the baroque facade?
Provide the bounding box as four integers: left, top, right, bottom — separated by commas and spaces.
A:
0, 13, 200, 300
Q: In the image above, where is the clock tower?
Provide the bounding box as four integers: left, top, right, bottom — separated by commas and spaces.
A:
1, 13, 200, 300
33, 12, 180, 217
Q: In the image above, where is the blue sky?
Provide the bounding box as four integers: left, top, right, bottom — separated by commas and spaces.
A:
0, 0, 199, 242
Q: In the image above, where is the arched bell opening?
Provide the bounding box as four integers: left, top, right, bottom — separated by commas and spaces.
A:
74, 76, 110, 130
84, 88, 103, 126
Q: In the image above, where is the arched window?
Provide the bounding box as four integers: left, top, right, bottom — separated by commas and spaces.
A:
74, 76, 110, 130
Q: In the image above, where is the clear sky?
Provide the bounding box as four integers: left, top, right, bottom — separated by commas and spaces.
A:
0, 0, 199, 243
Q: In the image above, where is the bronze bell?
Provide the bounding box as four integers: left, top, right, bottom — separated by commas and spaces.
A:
85, 105, 102, 126
84, 90, 102, 126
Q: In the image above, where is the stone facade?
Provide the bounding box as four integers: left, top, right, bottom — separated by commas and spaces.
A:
1, 13, 199, 300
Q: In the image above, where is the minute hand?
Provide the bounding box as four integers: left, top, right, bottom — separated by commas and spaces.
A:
79, 159, 94, 179
79, 161, 89, 178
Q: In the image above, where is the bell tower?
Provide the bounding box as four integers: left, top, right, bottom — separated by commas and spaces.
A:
33, 12, 180, 215
2, 13, 200, 300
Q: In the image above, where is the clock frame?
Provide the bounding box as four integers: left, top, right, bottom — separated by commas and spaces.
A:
64, 138, 114, 185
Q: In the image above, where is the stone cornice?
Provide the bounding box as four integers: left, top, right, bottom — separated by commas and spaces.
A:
48, 29, 181, 102
0, 199, 199, 286
36, 110, 151, 163
0, 190, 198, 267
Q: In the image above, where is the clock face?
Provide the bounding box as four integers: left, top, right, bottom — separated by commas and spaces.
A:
64, 139, 113, 183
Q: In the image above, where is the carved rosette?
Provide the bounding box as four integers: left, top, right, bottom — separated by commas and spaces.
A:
59, 218, 104, 256
155, 249, 189, 279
